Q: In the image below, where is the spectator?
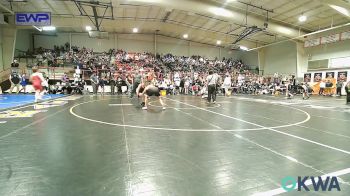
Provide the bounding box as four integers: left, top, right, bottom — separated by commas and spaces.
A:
222, 74, 232, 96
11, 59, 19, 68
206, 70, 219, 103
19, 73, 27, 93
319, 80, 325, 95
9, 70, 21, 94
99, 76, 106, 95
336, 81, 343, 96
90, 72, 98, 95
346, 82, 350, 104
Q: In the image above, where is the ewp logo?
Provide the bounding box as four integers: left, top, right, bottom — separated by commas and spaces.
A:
15, 12, 51, 26
281, 176, 341, 192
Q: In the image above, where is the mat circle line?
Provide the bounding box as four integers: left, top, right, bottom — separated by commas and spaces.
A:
70, 98, 311, 132
148, 100, 221, 109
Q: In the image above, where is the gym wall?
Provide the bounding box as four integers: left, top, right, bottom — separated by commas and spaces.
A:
0, 28, 3, 71
15, 30, 241, 60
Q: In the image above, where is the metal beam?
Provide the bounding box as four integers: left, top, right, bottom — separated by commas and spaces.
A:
0, 2, 14, 14
92, 6, 100, 31
248, 21, 350, 51
162, 10, 172, 22
72, 0, 114, 31
43, 0, 58, 15
238, 0, 273, 13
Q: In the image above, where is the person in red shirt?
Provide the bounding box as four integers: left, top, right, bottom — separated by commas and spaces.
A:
30, 67, 45, 102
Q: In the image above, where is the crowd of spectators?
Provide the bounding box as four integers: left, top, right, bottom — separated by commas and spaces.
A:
12, 44, 349, 99
15, 45, 308, 97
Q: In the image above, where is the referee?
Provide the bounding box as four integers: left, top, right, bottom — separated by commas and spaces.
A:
206, 70, 219, 103
130, 70, 142, 98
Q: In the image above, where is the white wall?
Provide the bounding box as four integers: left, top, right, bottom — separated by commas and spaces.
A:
305, 39, 350, 61
72, 34, 114, 52
118, 34, 154, 53
15, 29, 32, 52
1, 27, 16, 71
34, 33, 69, 49
239, 51, 259, 68
156, 36, 189, 57
261, 41, 297, 75
296, 42, 308, 78
27, 32, 237, 60
0, 28, 3, 70
190, 42, 220, 59
221, 49, 241, 60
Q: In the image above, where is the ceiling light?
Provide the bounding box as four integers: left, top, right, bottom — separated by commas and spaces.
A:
226, 0, 237, 2
42, 26, 56, 31
133, 27, 138, 33
183, 34, 188, 39
33, 25, 42, 32
216, 40, 222, 45
209, 7, 234, 17
277, 27, 293, 35
240, 46, 248, 51
85, 26, 92, 31
298, 15, 307, 22
329, 5, 350, 17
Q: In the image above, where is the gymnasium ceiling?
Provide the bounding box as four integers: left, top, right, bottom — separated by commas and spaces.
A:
1, 0, 350, 50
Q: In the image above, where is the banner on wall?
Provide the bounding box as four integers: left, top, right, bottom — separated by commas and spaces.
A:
15, 12, 51, 26
321, 34, 340, 44
304, 38, 320, 47
313, 72, 323, 82
337, 71, 348, 82
304, 30, 350, 48
304, 73, 311, 82
326, 72, 335, 79
341, 31, 350, 41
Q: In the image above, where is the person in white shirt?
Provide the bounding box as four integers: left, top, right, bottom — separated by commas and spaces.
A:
300, 82, 308, 99
206, 70, 219, 103
319, 80, 325, 95
184, 76, 190, 95
222, 74, 232, 96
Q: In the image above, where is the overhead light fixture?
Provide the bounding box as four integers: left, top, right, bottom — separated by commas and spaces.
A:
226, 0, 237, 2
298, 15, 307, 22
33, 25, 42, 32
209, 7, 234, 17
85, 26, 92, 31
133, 28, 138, 33
329, 5, 350, 17
183, 34, 188, 39
216, 40, 222, 45
277, 26, 293, 35
240, 46, 248, 51
42, 26, 56, 31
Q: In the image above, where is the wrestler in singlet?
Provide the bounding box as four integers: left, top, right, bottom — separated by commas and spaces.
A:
145, 85, 160, 97
30, 67, 45, 102
138, 84, 145, 97
31, 72, 44, 91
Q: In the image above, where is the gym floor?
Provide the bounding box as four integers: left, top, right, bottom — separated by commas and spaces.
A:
0, 94, 350, 195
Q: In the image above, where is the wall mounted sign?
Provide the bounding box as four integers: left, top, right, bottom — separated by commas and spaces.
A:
15, 12, 51, 26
